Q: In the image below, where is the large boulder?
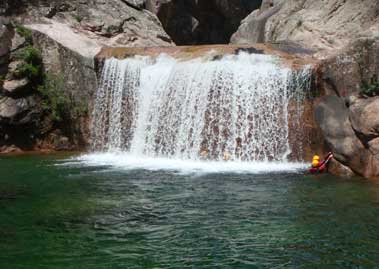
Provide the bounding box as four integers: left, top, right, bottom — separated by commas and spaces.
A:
315, 96, 363, 164
0, 19, 11, 69
231, 0, 379, 52
349, 97, 379, 140
0, 0, 174, 152
4, 0, 174, 47
319, 37, 379, 97
2, 78, 31, 97
230, 0, 282, 44
0, 96, 39, 125
315, 94, 379, 179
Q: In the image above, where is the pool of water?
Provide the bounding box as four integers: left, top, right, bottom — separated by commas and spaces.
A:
1, 154, 379, 268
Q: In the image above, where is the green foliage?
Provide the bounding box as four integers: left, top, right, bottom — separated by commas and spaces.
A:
14, 46, 42, 81
361, 75, 379, 97
38, 74, 89, 123
38, 74, 69, 122
14, 24, 33, 44
15, 46, 41, 65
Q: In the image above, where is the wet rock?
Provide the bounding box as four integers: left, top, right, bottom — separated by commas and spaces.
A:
55, 136, 71, 151
2, 78, 31, 97
328, 159, 355, 178
0, 144, 23, 154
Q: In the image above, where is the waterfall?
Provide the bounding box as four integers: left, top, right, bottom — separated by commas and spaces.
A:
91, 52, 311, 162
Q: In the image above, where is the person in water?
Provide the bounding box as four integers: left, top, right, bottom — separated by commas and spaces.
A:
309, 152, 333, 173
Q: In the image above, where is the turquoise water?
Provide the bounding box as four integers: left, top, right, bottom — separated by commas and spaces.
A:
1, 154, 379, 268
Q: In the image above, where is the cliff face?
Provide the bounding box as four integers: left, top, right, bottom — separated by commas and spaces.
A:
0, 0, 173, 153
231, 0, 379, 52
230, 0, 379, 178
315, 38, 379, 178
146, 0, 262, 45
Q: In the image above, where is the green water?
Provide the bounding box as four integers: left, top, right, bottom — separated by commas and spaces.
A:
1, 155, 379, 268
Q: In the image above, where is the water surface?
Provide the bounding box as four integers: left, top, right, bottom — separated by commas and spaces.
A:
1, 154, 379, 268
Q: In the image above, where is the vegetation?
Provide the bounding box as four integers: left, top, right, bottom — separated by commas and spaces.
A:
73, 14, 83, 23
38, 74, 88, 123
10, 23, 88, 123
14, 45, 42, 81
361, 75, 379, 97
14, 24, 33, 43
38, 74, 69, 122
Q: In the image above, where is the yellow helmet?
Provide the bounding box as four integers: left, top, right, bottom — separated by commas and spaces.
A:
312, 155, 320, 161
312, 160, 320, 168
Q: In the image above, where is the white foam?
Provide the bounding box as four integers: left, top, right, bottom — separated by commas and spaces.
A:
63, 153, 308, 175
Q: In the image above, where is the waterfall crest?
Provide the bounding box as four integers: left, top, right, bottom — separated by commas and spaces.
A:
91, 53, 311, 162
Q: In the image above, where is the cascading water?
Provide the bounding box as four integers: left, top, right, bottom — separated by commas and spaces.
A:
91, 52, 311, 163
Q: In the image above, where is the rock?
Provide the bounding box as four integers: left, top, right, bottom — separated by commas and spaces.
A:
313, 36, 379, 178
319, 38, 379, 97
4, 0, 173, 47
0, 22, 12, 66
328, 159, 355, 178
0, 96, 38, 125
2, 78, 31, 97
231, 0, 282, 44
315, 95, 363, 164
149, 0, 261, 45
315, 95, 379, 179
10, 32, 26, 52
6, 60, 23, 75
62, 0, 173, 47
0, 145, 23, 154
122, 0, 146, 9
55, 136, 71, 151
231, 0, 379, 52
349, 97, 379, 139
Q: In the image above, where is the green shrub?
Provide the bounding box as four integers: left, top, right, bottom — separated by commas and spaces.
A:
15, 46, 42, 81
38, 74, 70, 122
38, 74, 89, 122
15, 46, 41, 65
14, 24, 33, 44
361, 75, 379, 97
73, 14, 83, 23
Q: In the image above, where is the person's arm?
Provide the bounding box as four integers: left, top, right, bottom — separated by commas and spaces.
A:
319, 154, 333, 170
